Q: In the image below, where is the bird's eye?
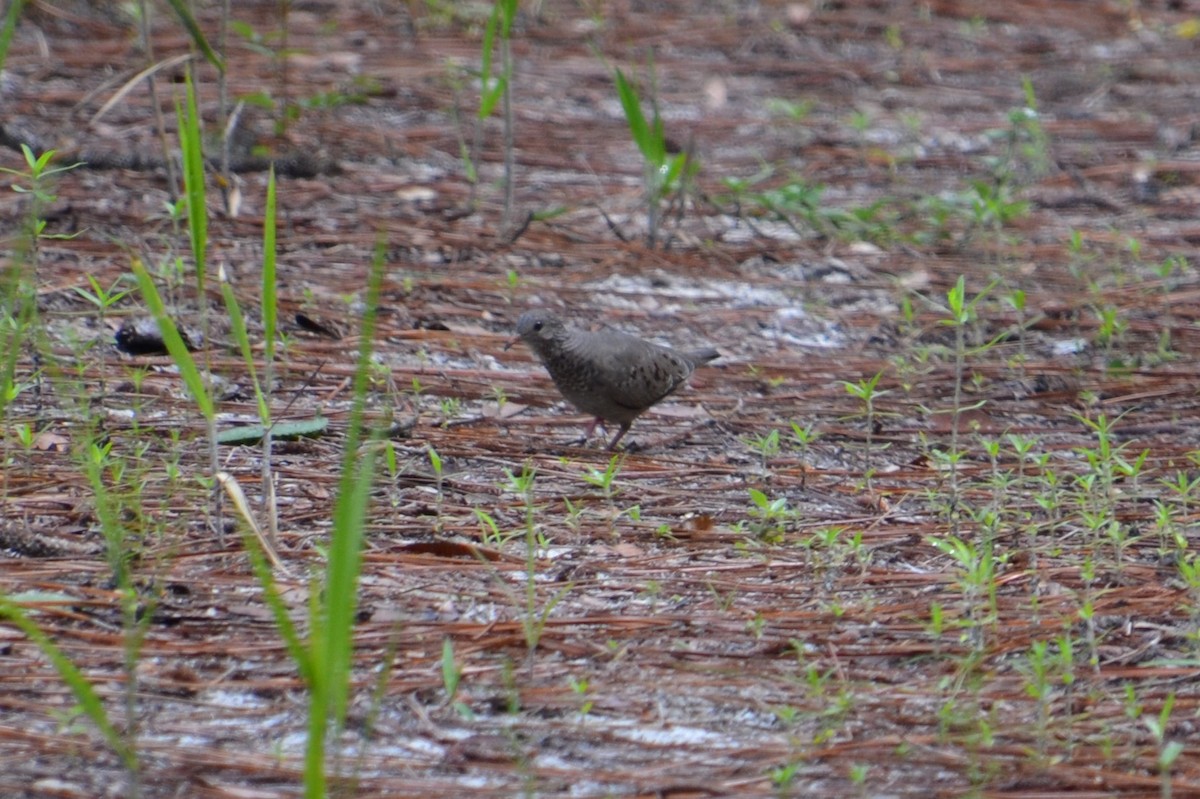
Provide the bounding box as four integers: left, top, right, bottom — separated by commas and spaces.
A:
533, 322, 543, 331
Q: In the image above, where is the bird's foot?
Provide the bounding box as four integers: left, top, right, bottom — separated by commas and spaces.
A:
604, 423, 633, 451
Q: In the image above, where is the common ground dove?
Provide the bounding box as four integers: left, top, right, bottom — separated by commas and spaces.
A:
512, 309, 719, 450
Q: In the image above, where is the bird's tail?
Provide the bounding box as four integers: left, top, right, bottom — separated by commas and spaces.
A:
686, 348, 721, 367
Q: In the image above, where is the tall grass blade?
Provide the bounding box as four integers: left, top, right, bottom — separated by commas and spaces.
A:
478, 2, 503, 119
177, 74, 208, 293
130, 259, 214, 421
322, 244, 385, 720
0, 598, 138, 772
614, 68, 664, 166
162, 0, 225, 73
0, 0, 28, 71
220, 270, 269, 422
302, 241, 386, 796
262, 166, 278, 370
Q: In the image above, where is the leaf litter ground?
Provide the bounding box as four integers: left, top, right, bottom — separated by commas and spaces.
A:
4, 1, 1200, 797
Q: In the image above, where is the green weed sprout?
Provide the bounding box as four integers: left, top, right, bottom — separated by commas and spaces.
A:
614, 64, 694, 247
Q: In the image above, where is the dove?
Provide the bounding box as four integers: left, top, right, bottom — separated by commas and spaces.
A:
510, 309, 719, 449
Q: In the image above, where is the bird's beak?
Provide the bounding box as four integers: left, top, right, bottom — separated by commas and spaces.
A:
503, 334, 519, 352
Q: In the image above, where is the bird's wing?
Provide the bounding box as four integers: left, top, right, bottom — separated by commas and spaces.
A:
609, 345, 693, 410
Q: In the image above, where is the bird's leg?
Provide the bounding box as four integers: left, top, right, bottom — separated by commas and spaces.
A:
605, 422, 632, 451
564, 417, 606, 447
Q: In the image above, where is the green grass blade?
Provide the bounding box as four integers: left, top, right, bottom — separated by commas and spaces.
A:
262, 166, 278, 369
162, 0, 225, 73
478, 1, 501, 120
614, 68, 664, 166
226, 490, 312, 682
0, 597, 138, 771
130, 259, 214, 420
220, 276, 269, 424
499, 0, 519, 36
479, 74, 506, 119
0, 283, 31, 424
301, 241, 386, 795
320, 244, 386, 725
177, 74, 208, 293
323, 440, 376, 720
0, 0, 28, 71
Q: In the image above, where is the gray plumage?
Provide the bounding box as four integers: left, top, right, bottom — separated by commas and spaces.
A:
514, 310, 719, 449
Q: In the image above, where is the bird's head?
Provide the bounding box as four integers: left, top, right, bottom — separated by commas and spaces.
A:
509, 309, 566, 352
